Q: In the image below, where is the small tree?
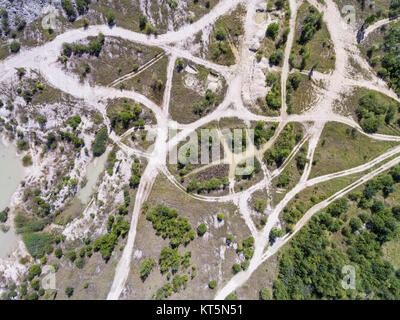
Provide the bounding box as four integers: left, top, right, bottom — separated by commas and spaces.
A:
65, 286, 74, 297
29, 265, 42, 278
266, 22, 280, 40
55, 248, 63, 259
254, 198, 266, 213
177, 58, 184, 71
226, 292, 237, 300
140, 258, 156, 280
10, 41, 20, 53
22, 154, 32, 167
197, 223, 207, 236
215, 26, 226, 41
289, 72, 302, 90
232, 263, 241, 274
269, 228, 283, 243
67, 250, 76, 262
260, 287, 272, 300
0, 210, 8, 223
209, 280, 217, 289
106, 10, 115, 25
139, 13, 147, 30
226, 234, 234, 245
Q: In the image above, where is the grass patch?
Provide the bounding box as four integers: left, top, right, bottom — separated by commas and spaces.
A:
335, 87, 400, 136
287, 73, 318, 114
170, 61, 227, 124
120, 55, 168, 105
290, 2, 335, 73
310, 122, 399, 178
206, 4, 245, 66
65, 36, 163, 87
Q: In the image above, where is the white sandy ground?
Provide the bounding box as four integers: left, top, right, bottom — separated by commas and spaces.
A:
1, 0, 400, 299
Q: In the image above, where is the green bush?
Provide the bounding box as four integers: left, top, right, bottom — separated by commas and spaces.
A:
22, 154, 32, 166
159, 247, 182, 274
14, 213, 45, 233
225, 292, 237, 300
75, 257, 85, 269
264, 124, 298, 167
146, 205, 193, 247
23, 233, 53, 259
254, 121, 276, 147
139, 13, 147, 30
277, 172, 290, 187
65, 286, 74, 297
59, 130, 84, 150
269, 228, 283, 243
288, 72, 302, 90
30, 279, 40, 291
260, 287, 272, 300
75, 0, 90, 15
265, 82, 282, 109
67, 250, 76, 262
62, 34, 104, 57
197, 223, 207, 236
226, 234, 234, 245
266, 22, 280, 40
92, 126, 108, 157
209, 280, 217, 289
254, 198, 267, 213
356, 90, 396, 133
0, 210, 8, 223
61, 0, 76, 21
140, 258, 156, 280
93, 233, 118, 261
106, 10, 115, 25
130, 158, 142, 188
29, 265, 42, 278
215, 26, 227, 41
10, 41, 20, 53
232, 263, 241, 274
269, 49, 283, 66
298, 6, 323, 45
55, 248, 63, 259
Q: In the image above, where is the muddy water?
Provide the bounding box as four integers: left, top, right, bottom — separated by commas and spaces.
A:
77, 152, 108, 205
0, 141, 23, 259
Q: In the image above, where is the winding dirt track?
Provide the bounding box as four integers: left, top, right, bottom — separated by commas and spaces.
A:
362, 16, 400, 40
1, 0, 400, 300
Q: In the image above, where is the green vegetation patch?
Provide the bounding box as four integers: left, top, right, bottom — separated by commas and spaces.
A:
290, 3, 335, 73
22, 233, 53, 259
169, 61, 227, 124
311, 122, 398, 178
264, 123, 304, 168
93, 214, 130, 260
206, 5, 245, 66
146, 204, 195, 248
92, 126, 108, 157
286, 72, 317, 114
274, 165, 400, 299
361, 19, 400, 98
338, 87, 400, 135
